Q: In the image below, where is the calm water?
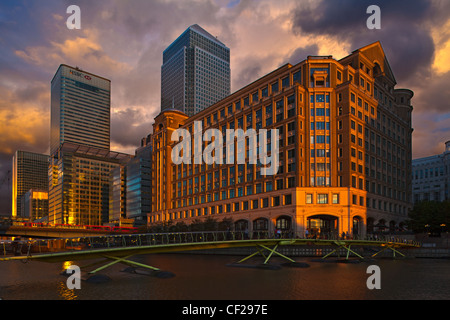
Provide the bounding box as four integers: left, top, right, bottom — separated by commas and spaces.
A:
0, 253, 449, 300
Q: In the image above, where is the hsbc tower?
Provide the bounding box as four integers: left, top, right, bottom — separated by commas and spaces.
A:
50, 64, 111, 155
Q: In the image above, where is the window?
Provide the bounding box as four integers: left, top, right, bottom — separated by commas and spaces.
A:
276, 179, 283, 190
271, 81, 279, 93
316, 122, 325, 130
262, 198, 269, 208
261, 86, 268, 97
273, 196, 280, 206
288, 176, 296, 188
317, 194, 328, 204
332, 194, 339, 204
252, 92, 258, 103
284, 194, 292, 205
316, 94, 325, 102
293, 70, 301, 84
282, 77, 289, 89
306, 193, 313, 204
316, 108, 325, 116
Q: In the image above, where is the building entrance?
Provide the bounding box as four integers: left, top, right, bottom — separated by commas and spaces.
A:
307, 215, 338, 239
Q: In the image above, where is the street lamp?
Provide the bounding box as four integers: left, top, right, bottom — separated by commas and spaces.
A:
425, 224, 430, 237
440, 224, 448, 248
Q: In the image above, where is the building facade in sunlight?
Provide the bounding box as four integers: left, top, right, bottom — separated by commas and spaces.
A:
161, 24, 231, 117
148, 42, 414, 237
11, 151, 49, 218
48, 142, 132, 225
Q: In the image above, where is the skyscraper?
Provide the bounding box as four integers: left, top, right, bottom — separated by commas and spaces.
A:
12, 151, 49, 218
50, 64, 111, 155
161, 24, 231, 117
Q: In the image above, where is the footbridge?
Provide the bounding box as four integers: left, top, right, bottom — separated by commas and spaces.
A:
0, 231, 421, 277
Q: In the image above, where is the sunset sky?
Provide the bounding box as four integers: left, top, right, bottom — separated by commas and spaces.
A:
1, 0, 449, 214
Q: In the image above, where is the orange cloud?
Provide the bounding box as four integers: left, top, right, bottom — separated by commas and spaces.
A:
14, 29, 131, 74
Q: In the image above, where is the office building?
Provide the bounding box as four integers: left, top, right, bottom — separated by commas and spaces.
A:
149, 42, 413, 237
412, 141, 450, 203
21, 189, 48, 221
12, 151, 49, 218
50, 64, 111, 155
108, 137, 152, 227
161, 24, 231, 117
48, 142, 133, 226
109, 165, 127, 225
125, 138, 152, 226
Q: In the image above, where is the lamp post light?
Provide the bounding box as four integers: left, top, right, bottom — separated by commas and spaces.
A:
440, 224, 448, 248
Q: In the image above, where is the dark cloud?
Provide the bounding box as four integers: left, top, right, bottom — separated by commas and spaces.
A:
292, 0, 433, 35
110, 107, 155, 151
286, 44, 319, 65
292, 0, 436, 83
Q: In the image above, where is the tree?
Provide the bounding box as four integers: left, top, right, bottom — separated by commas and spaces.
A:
407, 200, 450, 234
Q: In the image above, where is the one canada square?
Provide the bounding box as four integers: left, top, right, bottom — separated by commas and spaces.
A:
161, 24, 231, 117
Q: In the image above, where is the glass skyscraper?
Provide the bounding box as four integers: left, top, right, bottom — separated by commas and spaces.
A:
50, 64, 111, 155
12, 151, 49, 218
161, 24, 231, 117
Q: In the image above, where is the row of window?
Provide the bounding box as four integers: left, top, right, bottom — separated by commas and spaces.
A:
305, 191, 408, 214
173, 176, 297, 208
198, 93, 298, 130
168, 193, 294, 221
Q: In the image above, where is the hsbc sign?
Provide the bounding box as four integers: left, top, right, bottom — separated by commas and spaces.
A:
69, 69, 92, 81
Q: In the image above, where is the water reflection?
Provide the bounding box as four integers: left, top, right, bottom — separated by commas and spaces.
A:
0, 255, 449, 300
58, 261, 79, 300
57, 281, 78, 300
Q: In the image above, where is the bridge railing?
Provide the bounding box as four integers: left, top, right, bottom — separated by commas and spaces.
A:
1, 231, 421, 258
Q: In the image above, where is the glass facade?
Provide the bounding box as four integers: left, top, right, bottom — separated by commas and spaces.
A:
48, 143, 133, 225
12, 151, 49, 218
161, 24, 230, 116
125, 144, 152, 225
50, 65, 111, 155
